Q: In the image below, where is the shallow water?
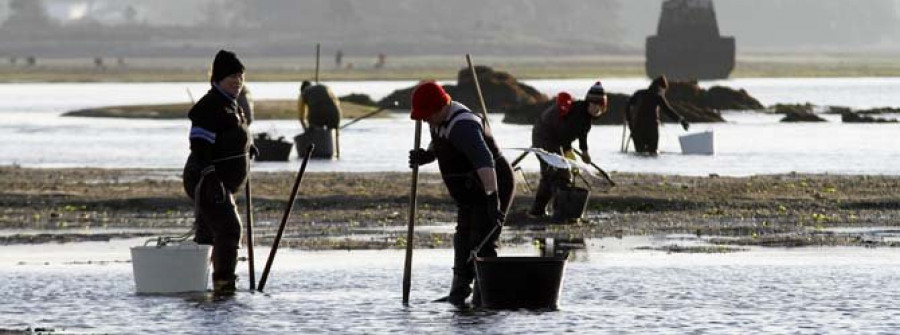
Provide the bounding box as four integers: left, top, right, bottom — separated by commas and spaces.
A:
1, 237, 899, 334
0, 78, 898, 176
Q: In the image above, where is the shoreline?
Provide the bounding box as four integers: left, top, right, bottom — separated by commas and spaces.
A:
1, 54, 900, 83
62, 99, 384, 120
1, 166, 898, 250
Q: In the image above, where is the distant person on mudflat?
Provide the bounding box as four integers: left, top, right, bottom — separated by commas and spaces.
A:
625, 75, 689, 155
407, 81, 515, 308
335, 50, 343, 68
297, 80, 342, 131
182, 50, 258, 296
528, 81, 609, 218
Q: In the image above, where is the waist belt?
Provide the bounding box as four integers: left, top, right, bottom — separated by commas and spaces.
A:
212, 153, 248, 163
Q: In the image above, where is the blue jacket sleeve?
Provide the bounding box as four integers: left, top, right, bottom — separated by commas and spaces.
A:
447, 120, 495, 170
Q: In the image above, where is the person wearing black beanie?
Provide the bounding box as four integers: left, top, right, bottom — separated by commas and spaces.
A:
183, 49, 255, 295
211, 49, 245, 85
528, 81, 608, 219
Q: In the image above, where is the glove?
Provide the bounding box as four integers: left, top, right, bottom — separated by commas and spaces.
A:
408, 148, 436, 168
581, 152, 592, 165
203, 171, 228, 204
485, 191, 506, 227
249, 143, 260, 160
681, 120, 690, 131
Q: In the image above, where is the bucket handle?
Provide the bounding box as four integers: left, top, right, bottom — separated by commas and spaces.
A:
468, 221, 503, 263
143, 228, 195, 248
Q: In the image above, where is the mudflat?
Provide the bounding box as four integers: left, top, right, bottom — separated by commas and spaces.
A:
1, 166, 898, 249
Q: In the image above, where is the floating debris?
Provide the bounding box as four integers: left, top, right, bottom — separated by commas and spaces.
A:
634, 244, 747, 253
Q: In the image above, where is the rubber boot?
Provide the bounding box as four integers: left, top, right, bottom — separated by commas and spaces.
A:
212, 247, 238, 296
447, 275, 472, 308
528, 176, 553, 219
213, 279, 236, 296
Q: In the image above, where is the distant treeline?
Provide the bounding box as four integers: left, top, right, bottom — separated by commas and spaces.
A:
0, 0, 897, 57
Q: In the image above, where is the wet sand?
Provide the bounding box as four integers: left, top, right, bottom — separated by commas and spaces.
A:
1, 166, 898, 249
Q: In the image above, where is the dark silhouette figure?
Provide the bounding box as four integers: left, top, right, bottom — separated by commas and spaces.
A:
625, 76, 689, 154
298, 80, 341, 131
375, 53, 386, 69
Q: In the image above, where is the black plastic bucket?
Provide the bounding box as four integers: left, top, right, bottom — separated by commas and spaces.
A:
254, 135, 293, 162
294, 127, 334, 159
553, 186, 590, 221
474, 256, 567, 310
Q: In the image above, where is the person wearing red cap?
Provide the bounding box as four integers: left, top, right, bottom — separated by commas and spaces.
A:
625, 75, 689, 155
182, 49, 257, 295
528, 81, 608, 219
407, 81, 516, 308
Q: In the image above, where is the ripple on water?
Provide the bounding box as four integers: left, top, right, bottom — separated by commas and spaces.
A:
1, 246, 900, 333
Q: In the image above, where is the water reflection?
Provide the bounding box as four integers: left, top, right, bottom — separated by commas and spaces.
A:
1, 239, 899, 333
536, 237, 589, 262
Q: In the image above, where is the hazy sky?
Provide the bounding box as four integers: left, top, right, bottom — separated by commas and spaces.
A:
2, 0, 899, 55
620, 0, 900, 51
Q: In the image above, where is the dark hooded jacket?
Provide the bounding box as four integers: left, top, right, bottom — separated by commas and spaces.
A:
531, 100, 593, 154
626, 86, 684, 130
302, 85, 342, 129
184, 88, 251, 194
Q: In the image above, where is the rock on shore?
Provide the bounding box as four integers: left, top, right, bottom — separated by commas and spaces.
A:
378, 66, 547, 112
504, 81, 760, 125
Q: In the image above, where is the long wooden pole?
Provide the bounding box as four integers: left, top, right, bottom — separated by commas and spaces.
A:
257, 144, 315, 292
509, 151, 530, 168
624, 133, 632, 153
402, 121, 422, 305
339, 107, 387, 130
335, 127, 341, 159
573, 148, 616, 187
465, 53, 500, 262
621, 115, 629, 153
244, 175, 256, 290
314, 43, 321, 84
465, 54, 491, 129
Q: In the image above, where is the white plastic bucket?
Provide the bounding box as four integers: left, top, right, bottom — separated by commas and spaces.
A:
131, 243, 211, 294
679, 131, 715, 155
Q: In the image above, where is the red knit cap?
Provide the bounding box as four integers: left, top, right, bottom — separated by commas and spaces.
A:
556, 92, 573, 118
410, 81, 451, 120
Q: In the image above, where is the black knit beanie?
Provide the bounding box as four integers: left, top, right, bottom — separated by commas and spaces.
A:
585, 81, 606, 103
211, 50, 245, 84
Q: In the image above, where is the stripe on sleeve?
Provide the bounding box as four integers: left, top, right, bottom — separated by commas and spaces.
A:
189, 127, 216, 143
